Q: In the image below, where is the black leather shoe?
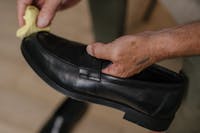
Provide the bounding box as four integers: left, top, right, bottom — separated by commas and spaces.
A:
21, 32, 188, 131
40, 98, 88, 133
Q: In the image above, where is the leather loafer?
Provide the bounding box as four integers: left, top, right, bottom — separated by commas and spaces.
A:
21, 32, 188, 131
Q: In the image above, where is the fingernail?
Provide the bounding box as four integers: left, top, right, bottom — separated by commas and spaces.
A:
37, 16, 48, 28
86, 45, 93, 55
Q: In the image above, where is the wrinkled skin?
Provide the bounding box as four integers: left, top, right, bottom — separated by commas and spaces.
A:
87, 31, 167, 78
87, 22, 200, 78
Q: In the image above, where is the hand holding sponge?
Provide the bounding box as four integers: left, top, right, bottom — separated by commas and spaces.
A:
16, 6, 50, 39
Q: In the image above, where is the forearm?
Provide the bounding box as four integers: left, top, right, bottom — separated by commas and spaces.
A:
153, 21, 200, 60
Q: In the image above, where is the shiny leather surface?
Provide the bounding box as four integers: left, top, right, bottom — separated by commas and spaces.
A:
22, 32, 187, 120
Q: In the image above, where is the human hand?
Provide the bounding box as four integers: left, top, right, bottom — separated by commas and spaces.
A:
86, 31, 170, 78
17, 0, 81, 27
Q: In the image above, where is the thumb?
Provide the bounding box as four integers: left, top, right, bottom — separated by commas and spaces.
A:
86, 43, 113, 60
37, 0, 61, 28
102, 63, 122, 77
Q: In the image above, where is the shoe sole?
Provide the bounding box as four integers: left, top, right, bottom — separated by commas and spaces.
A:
21, 44, 172, 131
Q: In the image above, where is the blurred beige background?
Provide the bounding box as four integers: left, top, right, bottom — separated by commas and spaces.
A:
0, 0, 181, 133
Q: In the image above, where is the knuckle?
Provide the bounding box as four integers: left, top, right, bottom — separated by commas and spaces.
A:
112, 48, 122, 61
41, 8, 51, 15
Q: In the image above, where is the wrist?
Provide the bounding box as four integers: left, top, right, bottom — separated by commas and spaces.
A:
151, 29, 179, 61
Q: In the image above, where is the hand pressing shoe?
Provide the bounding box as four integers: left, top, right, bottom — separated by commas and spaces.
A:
21, 32, 188, 132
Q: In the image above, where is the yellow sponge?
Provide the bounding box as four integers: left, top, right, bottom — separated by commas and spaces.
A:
16, 5, 50, 39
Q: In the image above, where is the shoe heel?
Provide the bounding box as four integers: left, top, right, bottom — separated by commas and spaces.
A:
123, 109, 171, 132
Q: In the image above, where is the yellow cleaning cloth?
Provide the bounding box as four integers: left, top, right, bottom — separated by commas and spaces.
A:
16, 5, 50, 39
